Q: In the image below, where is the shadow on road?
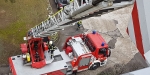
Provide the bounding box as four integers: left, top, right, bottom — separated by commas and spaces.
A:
98, 52, 148, 75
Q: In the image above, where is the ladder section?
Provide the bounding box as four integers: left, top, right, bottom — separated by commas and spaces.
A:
30, 0, 134, 38
30, 8, 68, 38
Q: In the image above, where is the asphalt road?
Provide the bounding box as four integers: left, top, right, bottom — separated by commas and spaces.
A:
49, 0, 58, 13
0, 65, 10, 75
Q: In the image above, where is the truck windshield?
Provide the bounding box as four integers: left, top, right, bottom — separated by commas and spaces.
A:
83, 36, 95, 52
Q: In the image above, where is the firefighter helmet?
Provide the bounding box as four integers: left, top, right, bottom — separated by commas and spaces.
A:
49, 41, 53, 45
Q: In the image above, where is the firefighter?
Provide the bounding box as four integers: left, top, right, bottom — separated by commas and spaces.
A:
48, 41, 57, 59
76, 20, 82, 30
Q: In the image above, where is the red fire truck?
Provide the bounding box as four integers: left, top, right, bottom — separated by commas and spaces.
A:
9, 31, 111, 75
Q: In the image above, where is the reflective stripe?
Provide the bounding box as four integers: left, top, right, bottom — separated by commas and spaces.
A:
50, 46, 56, 50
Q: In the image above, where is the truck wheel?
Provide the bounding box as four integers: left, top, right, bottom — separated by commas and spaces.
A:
73, 70, 77, 75
96, 62, 100, 67
89, 63, 100, 70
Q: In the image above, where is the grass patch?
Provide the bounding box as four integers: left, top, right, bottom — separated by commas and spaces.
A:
0, 0, 49, 64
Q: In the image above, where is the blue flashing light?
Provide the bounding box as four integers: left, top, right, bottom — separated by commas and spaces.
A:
101, 42, 105, 46
92, 30, 96, 34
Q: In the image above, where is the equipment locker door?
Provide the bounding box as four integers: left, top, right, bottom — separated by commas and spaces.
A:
78, 55, 91, 71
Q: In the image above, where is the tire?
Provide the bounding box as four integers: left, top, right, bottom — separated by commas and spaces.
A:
96, 62, 100, 67
89, 63, 100, 70
73, 70, 77, 75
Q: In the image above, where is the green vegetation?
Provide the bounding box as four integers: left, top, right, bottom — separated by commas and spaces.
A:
0, 0, 48, 64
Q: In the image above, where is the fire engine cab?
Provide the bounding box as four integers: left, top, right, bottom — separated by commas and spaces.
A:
9, 31, 111, 75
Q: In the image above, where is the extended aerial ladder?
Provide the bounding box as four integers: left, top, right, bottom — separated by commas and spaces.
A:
29, 0, 134, 38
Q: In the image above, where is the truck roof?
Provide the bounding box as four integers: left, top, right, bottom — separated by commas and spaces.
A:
69, 37, 91, 57
9, 49, 72, 75
87, 33, 108, 48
